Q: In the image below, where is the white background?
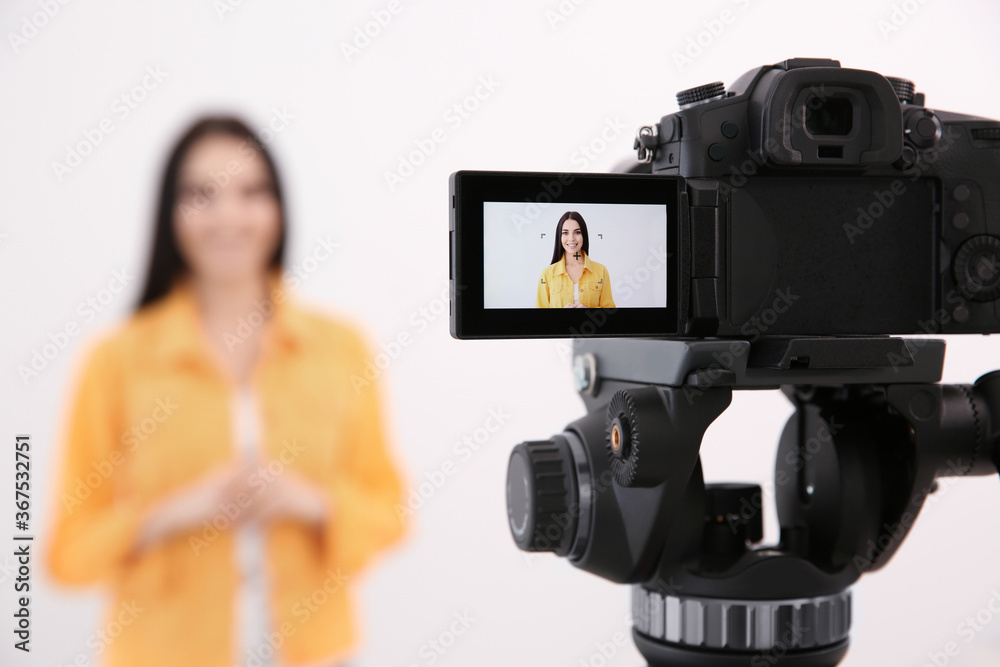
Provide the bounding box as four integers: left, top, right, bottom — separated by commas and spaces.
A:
2, 1, 1000, 666
483, 201, 668, 308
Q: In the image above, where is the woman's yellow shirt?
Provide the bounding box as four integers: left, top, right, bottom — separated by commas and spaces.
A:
46, 271, 408, 667
536, 253, 615, 308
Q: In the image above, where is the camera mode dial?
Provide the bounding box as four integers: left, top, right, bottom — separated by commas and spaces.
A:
886, 76, 916, 104
676, 82, 726, 109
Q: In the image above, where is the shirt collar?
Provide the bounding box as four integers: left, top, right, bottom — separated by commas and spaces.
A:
553, 251, 593, 276
150, 270, 310, 366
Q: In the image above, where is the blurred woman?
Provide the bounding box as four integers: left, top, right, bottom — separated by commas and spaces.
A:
47, 117, 408, 667
536, 211, 615, 308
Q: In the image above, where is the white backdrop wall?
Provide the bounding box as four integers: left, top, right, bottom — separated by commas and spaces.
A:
2, 2, 1000, 666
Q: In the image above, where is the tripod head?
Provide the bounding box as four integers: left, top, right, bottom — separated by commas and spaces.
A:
506, 337, 1000, 666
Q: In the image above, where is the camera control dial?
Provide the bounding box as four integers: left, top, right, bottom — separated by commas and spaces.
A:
676, 81, 726, 109
886, 76, 916, 104
953, 235, 1000, 302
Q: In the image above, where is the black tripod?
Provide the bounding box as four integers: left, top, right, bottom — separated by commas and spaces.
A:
505, 336, 1000, 666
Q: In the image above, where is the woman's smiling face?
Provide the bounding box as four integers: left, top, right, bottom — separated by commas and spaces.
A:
561, 218, 583, 259
172, 134, 281, 286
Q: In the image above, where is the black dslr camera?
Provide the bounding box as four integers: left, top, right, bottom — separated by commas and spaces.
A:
449, 59, 1000, 666
450, 57, 1000, 339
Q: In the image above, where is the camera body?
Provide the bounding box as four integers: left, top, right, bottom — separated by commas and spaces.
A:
449, 58, 1000, 339
652, 57, 1000, 337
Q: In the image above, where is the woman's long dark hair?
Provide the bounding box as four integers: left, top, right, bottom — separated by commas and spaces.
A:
135, 116, 287, 310
549, 211, 589, 265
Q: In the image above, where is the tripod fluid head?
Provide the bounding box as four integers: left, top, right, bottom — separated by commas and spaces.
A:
506, 337, 1000, 666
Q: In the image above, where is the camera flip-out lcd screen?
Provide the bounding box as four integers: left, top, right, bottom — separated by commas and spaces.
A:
450, 171, 680, 339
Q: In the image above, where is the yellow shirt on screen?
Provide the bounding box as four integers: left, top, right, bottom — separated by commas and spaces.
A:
536, 252, 615, 308
46, 270, 408, 667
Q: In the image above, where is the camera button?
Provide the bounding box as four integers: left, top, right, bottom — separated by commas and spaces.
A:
904, 109, 942, 147
708, 143, 726, 161
916, 117, 937, 139
721, 121, 738, 138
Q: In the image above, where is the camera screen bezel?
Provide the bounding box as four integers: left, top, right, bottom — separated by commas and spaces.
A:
450, 170, 680, 339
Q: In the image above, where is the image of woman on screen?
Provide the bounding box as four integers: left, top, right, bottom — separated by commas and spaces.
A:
535, 211, 615, 308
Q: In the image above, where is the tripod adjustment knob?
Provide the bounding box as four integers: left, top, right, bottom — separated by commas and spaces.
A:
506, 439, 578, 555
973, 370, 1000, 476
607, 388, 673, 487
